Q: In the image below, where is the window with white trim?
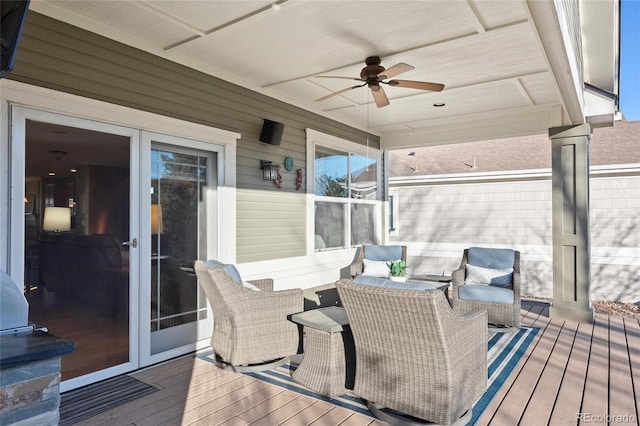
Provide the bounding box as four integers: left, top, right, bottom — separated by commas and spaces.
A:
308, 130, 381, 251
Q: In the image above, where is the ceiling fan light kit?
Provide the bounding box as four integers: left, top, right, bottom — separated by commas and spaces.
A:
315, 56, 444, 108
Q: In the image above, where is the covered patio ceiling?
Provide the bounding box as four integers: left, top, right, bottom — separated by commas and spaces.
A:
29, 0, 618, 149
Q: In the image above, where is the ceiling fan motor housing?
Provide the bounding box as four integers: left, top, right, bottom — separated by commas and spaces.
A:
365, 56, 382, 66
361, 56, 385, 88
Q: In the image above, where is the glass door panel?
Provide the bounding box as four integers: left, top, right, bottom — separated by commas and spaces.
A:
149, 147, 212, 354
24, 120, 132, 381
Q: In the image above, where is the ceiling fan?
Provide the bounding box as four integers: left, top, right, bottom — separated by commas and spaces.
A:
314, 56, 445, 108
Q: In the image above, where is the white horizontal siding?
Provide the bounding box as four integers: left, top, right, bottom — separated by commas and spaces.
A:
236, 249, 358, 291
390, 174, 640, 302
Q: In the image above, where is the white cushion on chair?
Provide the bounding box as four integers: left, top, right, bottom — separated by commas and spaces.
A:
465, 264, 513, 287
241, 281, 261, 291
362, 259, 392, 277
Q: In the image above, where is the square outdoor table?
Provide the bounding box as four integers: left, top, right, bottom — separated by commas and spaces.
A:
290, 306, 350, 397
410, 273, 452, 284
409, 274, 452, 300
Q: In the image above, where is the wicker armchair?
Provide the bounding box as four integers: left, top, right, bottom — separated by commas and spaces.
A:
194, 260, 303, 372
336, 279, 487, 425
349, 244, 407, 278
451, 247, 521, 332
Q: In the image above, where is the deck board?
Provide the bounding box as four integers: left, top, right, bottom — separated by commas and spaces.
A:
476, 306, 553, 425
547, 321, 592, 425
161, 377, 272, 425
64, 303, 640, 426
625, 317, 640, 423
489, 314, 562, 425
233, 391, 305, 423
246, 395, 318, 426
135, 375, 263, 426
580, 314, 611, 421
197, 382, 286, 425
608, 315, 638, 424
519, 319, 577, 425
266, 400, 334, 426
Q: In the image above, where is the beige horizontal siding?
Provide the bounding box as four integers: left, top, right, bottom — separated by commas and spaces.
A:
236, 189, 307, 263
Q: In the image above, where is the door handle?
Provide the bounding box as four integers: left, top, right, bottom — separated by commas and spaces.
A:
122, 238, 138, 248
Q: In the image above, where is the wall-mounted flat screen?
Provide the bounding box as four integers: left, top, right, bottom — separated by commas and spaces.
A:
1, 0, 30, 78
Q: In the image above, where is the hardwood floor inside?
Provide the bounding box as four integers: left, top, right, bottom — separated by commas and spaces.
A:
26, 288, 129, 380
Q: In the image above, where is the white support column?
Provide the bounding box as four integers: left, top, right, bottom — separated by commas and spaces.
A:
549, 124, 594, 323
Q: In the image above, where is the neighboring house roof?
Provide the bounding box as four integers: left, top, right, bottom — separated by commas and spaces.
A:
388, 119, 640, 177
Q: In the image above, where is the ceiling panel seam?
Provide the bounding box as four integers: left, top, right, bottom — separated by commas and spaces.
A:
165, 0, 290, 52
262, 19, 532, 88
136, 1, 207, 36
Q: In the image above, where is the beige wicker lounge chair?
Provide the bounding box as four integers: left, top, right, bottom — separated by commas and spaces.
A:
336, 279, 487, 425
451, 247, 521, 332
194, 260, 303, 372
349, 244, 407, 278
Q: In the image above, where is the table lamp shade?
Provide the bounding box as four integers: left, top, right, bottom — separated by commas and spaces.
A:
43, 207, 71, 232
151, 204, 164, 234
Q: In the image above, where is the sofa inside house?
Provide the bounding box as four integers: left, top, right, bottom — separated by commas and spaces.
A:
38, 233, 128, 316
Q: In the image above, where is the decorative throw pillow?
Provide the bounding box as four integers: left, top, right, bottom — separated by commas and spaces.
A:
362, 259, 394, 277
465, 264, 514, 287
203, 260, 245, 287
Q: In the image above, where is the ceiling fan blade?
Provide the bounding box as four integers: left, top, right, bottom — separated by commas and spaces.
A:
378, 63, 414, 80
315, 84, 364, 102
386, 79, 445, 92
315, 75, 365, 81
371, 86, 389, 108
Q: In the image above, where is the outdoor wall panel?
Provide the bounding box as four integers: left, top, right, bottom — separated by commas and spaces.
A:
236, 189, 306, 263
392, 182, 553, 246
390, 174, 640, 302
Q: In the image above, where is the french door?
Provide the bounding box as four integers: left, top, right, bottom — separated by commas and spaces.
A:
13, 107, 218, 390
14, 107, 141, 391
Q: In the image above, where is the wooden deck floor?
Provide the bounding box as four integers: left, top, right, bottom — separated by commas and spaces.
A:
72, 301, 640, 425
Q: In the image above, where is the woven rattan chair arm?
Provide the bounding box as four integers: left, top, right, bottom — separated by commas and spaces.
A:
231, 288, 303, 321
512, 251, 522, 295
349, 245, 365, 277
462, 308, 487, 322
451, 261, 467, 292
247, 278, 274, 292
447, 308, 488, 365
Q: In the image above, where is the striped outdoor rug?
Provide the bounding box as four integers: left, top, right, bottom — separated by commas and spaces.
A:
197, 326, 539, 425
59, 375, 158, 426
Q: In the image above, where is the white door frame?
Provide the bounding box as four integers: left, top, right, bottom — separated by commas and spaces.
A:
139, 131, 224, 367
10, 105, 142, 391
